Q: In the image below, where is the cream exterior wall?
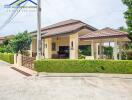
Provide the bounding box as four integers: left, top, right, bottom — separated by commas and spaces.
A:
69, 33, 79, 59
44, 38, 52, 59
31, 38, 37, 53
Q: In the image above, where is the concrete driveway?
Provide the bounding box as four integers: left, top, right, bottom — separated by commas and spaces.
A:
0, 61, 132, 100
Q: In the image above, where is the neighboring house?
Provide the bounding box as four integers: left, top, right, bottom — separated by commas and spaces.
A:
0, 37, 5, 44
30, 19, 130, 60
5, 35, 15, 39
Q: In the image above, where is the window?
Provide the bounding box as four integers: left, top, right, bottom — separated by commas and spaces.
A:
52, 43, 56, 51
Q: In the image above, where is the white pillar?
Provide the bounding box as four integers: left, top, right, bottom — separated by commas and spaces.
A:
96, 43, 99, 59
56, 37, 59, 53
44, 38, 52, 59
119, 42, 122, 60
41, 39, 44, 58
99, 42, 103, 59
30, 38, 37, 57
17, 53, 22, 67
69, 33, 79, 59
14, 54, 17, 65
113, 39, 118, 60
30, 41, 33, 57
91, 40, 94, 57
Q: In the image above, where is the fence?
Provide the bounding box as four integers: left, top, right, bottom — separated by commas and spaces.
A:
14, 53, 35, 69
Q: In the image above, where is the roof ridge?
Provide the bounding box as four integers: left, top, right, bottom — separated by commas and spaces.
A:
104, 27, 128, 34
42, 19, 82, 31
95, 27, 128, 34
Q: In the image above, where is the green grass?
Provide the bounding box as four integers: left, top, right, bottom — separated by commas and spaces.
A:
0, 53, 14, 64
34, 59, 132, 74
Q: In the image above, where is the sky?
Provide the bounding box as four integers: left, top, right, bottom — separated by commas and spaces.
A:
0, 0, 127, 36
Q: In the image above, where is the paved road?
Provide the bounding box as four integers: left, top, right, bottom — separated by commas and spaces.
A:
0, 61, 132, 100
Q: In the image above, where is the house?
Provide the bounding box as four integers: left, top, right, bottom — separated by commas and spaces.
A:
30, 19, 130, 60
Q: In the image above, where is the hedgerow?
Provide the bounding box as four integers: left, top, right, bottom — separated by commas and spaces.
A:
0, 53, 14, 64
34, 59, 132, 74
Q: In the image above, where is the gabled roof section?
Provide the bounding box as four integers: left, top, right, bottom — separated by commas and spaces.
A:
30, 19, 97, 37
42, 19, 80, 30
79, 27, 128, 40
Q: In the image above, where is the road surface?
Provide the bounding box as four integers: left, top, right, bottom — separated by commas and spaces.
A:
0, 60, 132, 100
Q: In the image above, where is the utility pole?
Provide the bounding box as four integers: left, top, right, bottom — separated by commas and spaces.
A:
36, 0, 41, 60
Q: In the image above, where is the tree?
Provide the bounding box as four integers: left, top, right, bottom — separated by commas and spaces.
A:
122, 0, 132, 39
119, 26, 127, 32
10, 31, 32, 54
103, 46, 113, 59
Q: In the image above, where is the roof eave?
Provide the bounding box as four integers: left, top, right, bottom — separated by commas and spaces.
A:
79, 34, 129, 40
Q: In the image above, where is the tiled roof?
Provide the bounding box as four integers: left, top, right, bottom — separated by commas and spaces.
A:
42, 19, 80, 30
79, 27, 128, 40
0, 37, 5, 40
30, 19, 97, 37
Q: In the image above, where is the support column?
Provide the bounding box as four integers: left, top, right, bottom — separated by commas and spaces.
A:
69, 33, 79, 59
30, 38, 37, 57
17, 53, 22, 67
56, 37, 59, 53
99, 42, 103, 59
14, 54, 17, 65
119, 42, 122, 60
30, 41, 33, 57
44, 38, 52, 59
91, 40, 94, 57
113, 39, 118, 60
96, 43, 99, 59
41, 39, 44, 58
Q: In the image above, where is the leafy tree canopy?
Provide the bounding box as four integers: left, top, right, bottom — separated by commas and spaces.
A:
122, 0, 132, 39
10, 31, 32, 54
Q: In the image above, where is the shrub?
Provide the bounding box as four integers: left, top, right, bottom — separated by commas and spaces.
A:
0, 53, 14, 64
34, 59, 132, 74
103, 46, 113, 59
125, 50, 132, 60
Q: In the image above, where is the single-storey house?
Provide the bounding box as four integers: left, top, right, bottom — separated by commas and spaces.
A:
30, 19, 130, 60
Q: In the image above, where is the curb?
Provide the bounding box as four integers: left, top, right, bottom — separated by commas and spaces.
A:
38, 73, 132, 79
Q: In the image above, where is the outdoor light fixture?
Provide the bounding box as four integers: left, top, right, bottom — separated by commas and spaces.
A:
71, 41, 74, 50
45, 44, 47, 48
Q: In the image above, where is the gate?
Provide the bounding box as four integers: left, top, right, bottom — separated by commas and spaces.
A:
22, 55, 35, 69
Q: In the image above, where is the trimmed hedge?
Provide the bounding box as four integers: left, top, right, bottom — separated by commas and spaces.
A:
0, 53, 14, 64
34, 59, 132, 74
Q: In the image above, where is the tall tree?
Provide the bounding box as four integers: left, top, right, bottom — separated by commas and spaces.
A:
119, 26, 127, 32
122, 0, 132, 39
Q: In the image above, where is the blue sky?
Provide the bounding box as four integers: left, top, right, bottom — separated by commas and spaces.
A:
0, 0, 127, 36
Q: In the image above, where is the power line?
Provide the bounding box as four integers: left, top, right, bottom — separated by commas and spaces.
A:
0, 2, 27, 31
